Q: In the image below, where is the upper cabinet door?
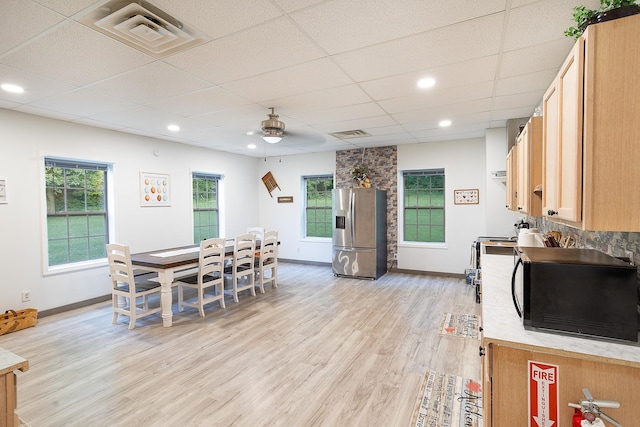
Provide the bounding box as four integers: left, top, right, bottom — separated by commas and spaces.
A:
542, 39, 584, 223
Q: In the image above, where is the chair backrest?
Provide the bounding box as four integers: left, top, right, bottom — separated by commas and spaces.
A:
199, 237, 225, 283
234, 233, 256, 271
106, 243, 135, 288
246, 227, 265, 242
259, 230, 278, 265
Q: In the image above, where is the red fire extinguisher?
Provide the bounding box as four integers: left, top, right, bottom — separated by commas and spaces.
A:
572, 408, 585, 427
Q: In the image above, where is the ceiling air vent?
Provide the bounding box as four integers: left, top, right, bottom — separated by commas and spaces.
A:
78, 1, 208, 58
329, 130, 371, 140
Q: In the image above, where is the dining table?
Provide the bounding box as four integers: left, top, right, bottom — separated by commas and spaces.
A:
130, 241, 242, 327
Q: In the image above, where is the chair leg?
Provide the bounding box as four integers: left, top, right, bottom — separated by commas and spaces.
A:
112, 294, 119, 324
178, 284, 185, 312
233, 275, 239, 303
218, 283, 226, 309
197, 287, 205, 317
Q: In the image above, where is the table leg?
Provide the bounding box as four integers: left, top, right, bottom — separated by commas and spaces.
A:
158, 271, 174, 327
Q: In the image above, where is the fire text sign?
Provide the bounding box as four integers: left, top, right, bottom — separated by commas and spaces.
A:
528, 361, 559, 427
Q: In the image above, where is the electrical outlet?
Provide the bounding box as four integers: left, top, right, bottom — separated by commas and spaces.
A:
625, 250, 634, 265
393, 252, 398, 260
22, 290, 31, 302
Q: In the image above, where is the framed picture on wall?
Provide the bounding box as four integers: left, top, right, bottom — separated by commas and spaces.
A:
0, 179, 6, 204
454, 189, 479, 205
140, 172, 171, 206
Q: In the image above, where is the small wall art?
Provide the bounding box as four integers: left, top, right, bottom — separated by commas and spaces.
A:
454, 189, 479, 205
140, 172, 170, 206
0, 179, 6, 204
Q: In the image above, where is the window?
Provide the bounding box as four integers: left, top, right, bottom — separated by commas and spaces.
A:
45, 158, 109, 266
304, 175, 333, 238
403, 169, 445, 243
193, 173, 220, 242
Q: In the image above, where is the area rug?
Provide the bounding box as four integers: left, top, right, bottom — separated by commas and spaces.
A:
439, 313, 481, 340
411, 371, 483, 427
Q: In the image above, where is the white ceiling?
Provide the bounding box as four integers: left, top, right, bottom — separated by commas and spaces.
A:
0, 0, 600, 157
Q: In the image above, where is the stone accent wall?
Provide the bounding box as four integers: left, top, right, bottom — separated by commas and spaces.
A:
335, 146, 398, 269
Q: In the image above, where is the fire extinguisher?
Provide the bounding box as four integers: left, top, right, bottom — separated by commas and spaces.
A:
572, 408, 586, 427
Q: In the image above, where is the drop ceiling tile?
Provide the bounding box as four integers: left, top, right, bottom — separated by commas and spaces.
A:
165, 17, 325, 85
29, 88, 136, 117
0, 0, 65, 54
152, 87, 253, 117
360, 56, 499, 101
15, 103, 82, 121
153, 0, 282, 39
272, 0, 325, 13
220, 58, 354, 103
88, 62, 210, 104
503, 0, 600, 51
266, 84, 373, 117
495, 69, 558, 96
491, 90, 544, 110
290, 0, 507, 54
0, 64, 76, 103
499, 38, 573, 78
34, 0, 99, 17
292, 103, 387, 126
379, 81, 495, 114
312, 115, 399, 134
394, 99, 492, 129
2, 21, 155, 86
333, 13, 504, 82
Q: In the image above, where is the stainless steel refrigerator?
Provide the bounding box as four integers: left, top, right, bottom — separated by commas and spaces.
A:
332, 188, 387, 279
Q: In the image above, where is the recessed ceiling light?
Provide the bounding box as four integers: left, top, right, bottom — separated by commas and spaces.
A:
1, 83, 24, 94
167, 124, 180, 132
439, 119, 452, 127
417, 77, 436, 89
247, 144, 256, 149
246, 131, 255, 136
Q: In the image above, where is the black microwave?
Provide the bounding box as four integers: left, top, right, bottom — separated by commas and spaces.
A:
511, 246, 639, 342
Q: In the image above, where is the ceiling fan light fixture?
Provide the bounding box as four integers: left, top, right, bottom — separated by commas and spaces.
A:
261, 107, 285, 143
263, 128, 283, 144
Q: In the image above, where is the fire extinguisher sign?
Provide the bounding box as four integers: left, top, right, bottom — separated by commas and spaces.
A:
528, 360, 559, 427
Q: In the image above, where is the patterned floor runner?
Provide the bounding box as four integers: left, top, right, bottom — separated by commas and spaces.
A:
439, 313, 481, 339
411, 371, 483, 427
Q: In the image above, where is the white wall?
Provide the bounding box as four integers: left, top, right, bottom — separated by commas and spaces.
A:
396, 138, 487, 274
485, 127, 522, 237
0, 108, 514, 312
0, 109, 258, 312
256, 151, 336, 263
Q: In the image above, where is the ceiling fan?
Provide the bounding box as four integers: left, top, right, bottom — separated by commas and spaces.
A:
261, 107, 285, 144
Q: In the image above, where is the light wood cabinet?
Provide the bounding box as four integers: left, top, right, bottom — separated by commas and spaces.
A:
505, 146, 517, 211
482, 340, 640, 427
516, 117, 543, 216
542, 14, 640, 231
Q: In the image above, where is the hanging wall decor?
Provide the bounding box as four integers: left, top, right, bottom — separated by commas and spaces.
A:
454, 189, 479, 205
140, 172, 171, 206
262, 171, 281, 198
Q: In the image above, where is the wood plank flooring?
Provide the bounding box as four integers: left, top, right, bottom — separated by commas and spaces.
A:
0, 262, 481, 427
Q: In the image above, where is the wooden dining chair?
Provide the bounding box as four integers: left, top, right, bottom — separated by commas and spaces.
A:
254, 230, 278, 293
107, 243, 162, 329
175, 238, 226, 317
224, 233, 256, 303
246, 226, 265, 242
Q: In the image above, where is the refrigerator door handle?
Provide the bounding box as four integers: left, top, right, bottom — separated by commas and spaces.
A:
349, 191, 355, 245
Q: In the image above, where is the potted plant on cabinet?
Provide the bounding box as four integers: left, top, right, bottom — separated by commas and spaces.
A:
564, 0, 640, 39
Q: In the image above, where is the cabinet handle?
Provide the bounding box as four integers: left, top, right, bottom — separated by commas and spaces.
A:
479, 346, 486, 357
517, 206, 522, 210
547, 209, 558, 216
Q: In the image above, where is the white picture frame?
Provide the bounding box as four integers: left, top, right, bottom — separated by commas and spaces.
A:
140, 172, 171, 206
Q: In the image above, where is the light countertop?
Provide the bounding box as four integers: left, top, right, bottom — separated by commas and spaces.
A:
0, 347, 28, 376
481, 253, 640, 366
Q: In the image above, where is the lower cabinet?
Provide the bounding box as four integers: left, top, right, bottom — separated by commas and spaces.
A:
482, 340, 640, 426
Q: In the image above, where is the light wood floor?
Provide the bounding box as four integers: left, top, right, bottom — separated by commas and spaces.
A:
1, 262, 481, 427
